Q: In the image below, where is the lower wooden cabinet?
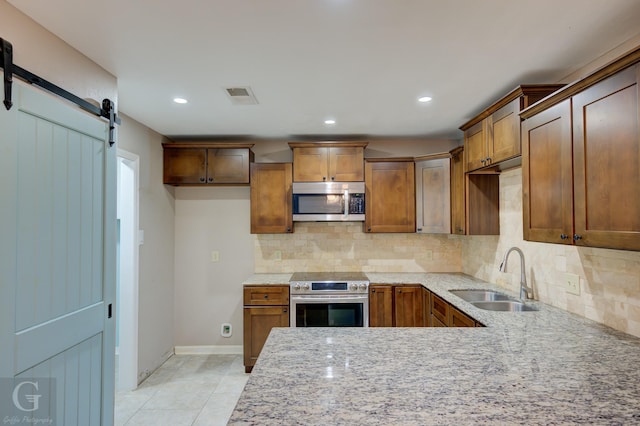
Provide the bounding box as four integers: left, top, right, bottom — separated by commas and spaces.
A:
243, 285, 289, 373
369, 284, 423, 327
429, 292, 481, 327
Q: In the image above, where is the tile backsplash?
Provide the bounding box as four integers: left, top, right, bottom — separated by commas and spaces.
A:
255, 222, 462, 274
463, 168, 640, 338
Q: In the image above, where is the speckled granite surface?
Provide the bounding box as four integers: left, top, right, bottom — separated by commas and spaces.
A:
232, 273, 640, 425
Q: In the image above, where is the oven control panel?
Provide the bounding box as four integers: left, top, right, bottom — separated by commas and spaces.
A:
289, 280, 369, 295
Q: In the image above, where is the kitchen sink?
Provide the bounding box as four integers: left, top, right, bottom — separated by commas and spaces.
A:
449, 289, 514, 302
471, 301, 538, 312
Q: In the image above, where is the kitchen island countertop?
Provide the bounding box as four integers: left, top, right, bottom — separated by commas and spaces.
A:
231, 273, 640, 425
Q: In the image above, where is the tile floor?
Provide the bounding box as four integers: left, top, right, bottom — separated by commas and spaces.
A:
115, 354, 248, 426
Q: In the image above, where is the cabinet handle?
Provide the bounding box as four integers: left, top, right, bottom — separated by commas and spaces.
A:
367, 227, 372, 232
323, 176, 327, 181
331, 176, 335, 181
480, 159, 486, 164
371, 289, 376, 293
283, 308, 288, 314
560, 234, 569, 240
286, 227, 291, 232
573, 234, 582, 241
264, 294, 268, 299
208, 177, 213, 182
199, 177, 205, 182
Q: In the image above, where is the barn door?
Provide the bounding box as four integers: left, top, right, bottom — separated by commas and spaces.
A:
0, 81, 116, 425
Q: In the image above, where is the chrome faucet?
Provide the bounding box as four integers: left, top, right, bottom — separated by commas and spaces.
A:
499, 247, 533, 301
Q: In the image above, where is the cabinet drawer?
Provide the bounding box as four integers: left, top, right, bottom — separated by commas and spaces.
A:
243, 285, 290, 306
430, 293, 449, 325
431, 315, 447, 327
450, 307, 475, 327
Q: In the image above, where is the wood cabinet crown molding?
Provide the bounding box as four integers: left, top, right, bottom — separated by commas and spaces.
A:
288, 141, 369, 149
521, 45, 640, 119
162, 141, 255, 149
459, 84, 565, 131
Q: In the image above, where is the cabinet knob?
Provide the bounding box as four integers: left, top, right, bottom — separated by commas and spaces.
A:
480, 159, 486, 164
283, 308, 288, 313
560, 234, 569, 240
208, 177, 213, 182
286, 227, 291, 232
331, 176, 335, 181
417, 228, 422, 232
367, 227, 372, 232
199, 177, 205, 182
486, 157, 491, 163
264, 294, 268, 299
323, 176, 327, 181
573, 234, 583, 241
371, 289, 376, 293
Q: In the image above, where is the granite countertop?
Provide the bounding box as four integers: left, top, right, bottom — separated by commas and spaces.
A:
232, 273, 640, 425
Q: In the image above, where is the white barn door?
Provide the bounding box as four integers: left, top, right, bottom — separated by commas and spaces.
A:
0, 82, 116, 425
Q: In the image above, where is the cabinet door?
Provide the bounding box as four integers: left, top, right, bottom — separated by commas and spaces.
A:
207, 148, 251, 184
369, 285, 393, 327
365, 161, 416, 233
328, 147, 364, 181
450, 148, 466, 235
522, 99, 573, 244
292, 147, 329, 182
416, 158, 451, 234
489, 99, 520, 164
250, 163, 293, 234
394, 286, 424, 327
243, 306, 289, 371
163, 148, 206, 184
464, 121, 487, 172
422, 287, 432, 327
572, 65, 640, 251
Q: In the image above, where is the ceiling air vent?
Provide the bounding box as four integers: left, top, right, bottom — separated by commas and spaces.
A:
224, 86, 259, 105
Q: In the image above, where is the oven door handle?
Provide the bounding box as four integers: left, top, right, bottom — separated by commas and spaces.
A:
291, 295, 369, 304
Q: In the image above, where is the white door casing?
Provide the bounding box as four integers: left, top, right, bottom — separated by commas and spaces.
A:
0, 81, 116, 425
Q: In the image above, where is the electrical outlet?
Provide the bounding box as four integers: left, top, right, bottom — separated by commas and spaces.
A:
274, 250, 282, 261
424, 250, 433, 261
211, 250, 220, 262
221, 323, 232, 337
565, 273, 580, 295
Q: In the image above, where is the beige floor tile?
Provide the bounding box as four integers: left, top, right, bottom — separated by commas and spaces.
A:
125, 409, 200, 426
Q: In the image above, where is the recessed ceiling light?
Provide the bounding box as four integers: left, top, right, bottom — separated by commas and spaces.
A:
418, 96, 432, 103
324, 119, 336, 125
173, 97, 188, 104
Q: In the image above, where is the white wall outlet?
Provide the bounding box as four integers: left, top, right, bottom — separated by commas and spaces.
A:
274, 250, 282, 261
221, 323, 232, 337
424, 249, 433, 261
211, 250, 220, 262
565, 273, 581, 295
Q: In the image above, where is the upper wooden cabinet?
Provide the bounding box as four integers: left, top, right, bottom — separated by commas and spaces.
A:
162, 142, 254, 185
460, 85, 564, 173
365, 158, 416, 233
415, 154, 451, 234
250, 163, 293, 234
449, 147, 466, 235
289, 141, 367, 182
522, 50, 640, 251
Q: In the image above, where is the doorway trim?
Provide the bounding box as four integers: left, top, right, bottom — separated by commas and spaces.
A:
116, 148, 140, 391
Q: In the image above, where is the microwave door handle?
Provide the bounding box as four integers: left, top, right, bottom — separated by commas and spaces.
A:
344, 190, 349, 217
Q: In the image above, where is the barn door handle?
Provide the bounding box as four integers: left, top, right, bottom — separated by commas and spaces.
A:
1, 38, 13, 110
108, 303, 113, 319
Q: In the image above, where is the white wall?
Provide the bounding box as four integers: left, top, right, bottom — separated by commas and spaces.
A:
117, 114, 176, 380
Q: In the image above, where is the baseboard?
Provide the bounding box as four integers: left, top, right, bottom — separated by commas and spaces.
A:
174, 345, 243, 355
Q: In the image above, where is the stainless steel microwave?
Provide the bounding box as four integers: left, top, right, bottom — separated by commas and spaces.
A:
292, 181, 365, 222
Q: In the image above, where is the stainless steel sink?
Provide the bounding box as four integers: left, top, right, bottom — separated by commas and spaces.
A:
449, 289, 513, 302
471, 301, 538, 312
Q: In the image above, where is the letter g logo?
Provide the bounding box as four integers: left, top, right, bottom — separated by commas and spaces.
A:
12, 380, 42, 412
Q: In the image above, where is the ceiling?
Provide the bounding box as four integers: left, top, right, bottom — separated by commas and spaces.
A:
9, 0, 640, 140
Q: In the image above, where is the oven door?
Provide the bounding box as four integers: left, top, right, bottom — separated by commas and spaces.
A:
290, 294, 369, 327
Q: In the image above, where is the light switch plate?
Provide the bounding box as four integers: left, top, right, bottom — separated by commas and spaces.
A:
211, 250, 220, 262
565, 273, 580, 295
274, 250, 282, 261
424, 250, 433, 261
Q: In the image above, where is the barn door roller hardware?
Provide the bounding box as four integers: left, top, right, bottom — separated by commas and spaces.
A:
0, 37, 120, 146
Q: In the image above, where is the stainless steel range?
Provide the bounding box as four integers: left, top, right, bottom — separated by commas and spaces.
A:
289, 272, 369, 327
